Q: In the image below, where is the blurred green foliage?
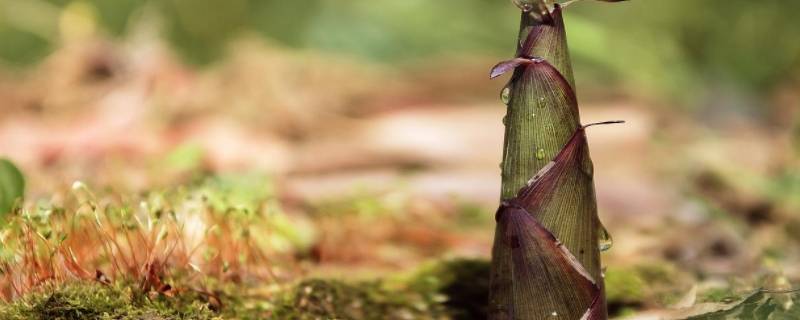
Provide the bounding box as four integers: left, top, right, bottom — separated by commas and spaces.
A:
0, 158, 24, 218
567, 0, 800, 105
0, 0, 798, 105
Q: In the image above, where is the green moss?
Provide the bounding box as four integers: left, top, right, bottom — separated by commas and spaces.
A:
408, 258, 490, 320
604, 263, 693, 316
271, 279, 446, 320
270, 259, 490, 320
699, 287, 739, 303
0, 259, 491, 319
605, 267, 647, 303
0, 282, 218, 320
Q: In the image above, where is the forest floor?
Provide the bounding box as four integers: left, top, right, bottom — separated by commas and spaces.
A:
1, 38, 799, 319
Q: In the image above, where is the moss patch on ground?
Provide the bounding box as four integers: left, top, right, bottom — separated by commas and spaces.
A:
0, 259, 491, 319
269, 258, 490, 320
271, 279, 444, 320
0, 259, 730, 319
406, 258, 490, 319
0, 282, 218, 320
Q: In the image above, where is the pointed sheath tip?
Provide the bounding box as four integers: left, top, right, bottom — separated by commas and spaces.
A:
579, 292, 606, 320
490, 58, 529, 79
489, 64, 508, 79
489, 60, 514, 79
561, 0, 628, 10
582, 120, 625, 129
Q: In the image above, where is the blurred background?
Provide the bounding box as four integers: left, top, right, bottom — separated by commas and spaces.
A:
1, 0, 799, 317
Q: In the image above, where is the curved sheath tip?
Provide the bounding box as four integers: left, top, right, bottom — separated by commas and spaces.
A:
582, 120, 625, 129
490, 58, 530, 79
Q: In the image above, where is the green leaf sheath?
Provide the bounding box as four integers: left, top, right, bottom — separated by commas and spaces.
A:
496, 203, 597, 319
501, 6, 577, 201
490, 5, 606, 320
491, 127, 604, 319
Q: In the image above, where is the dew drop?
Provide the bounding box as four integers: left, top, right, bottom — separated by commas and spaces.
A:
598, 223, 613, 252
502, 115, 508, 126
582, 161, 595, 177
527, 113, 536, 120
500, 87, 512, 105
551, 311, 558, 317
537, 96, 547, 108
535, 148, 546, 160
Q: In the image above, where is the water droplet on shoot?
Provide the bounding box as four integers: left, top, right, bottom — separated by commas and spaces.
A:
502, 115, 508, 126
598, 224, 613, 252
582, 161, 594, 177
535, 148, 546, 160
500, 87, 512, 105
537, 97, 547, 108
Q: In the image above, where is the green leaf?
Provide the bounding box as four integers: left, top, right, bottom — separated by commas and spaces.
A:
685, 291, 800, 320
0, 158, 25, 217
